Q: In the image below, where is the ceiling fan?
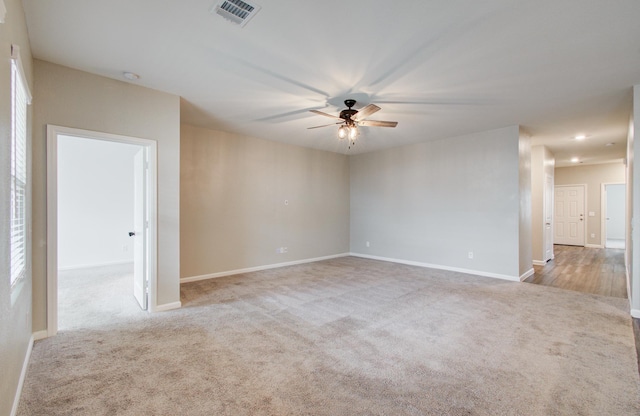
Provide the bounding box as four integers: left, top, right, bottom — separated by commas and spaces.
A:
308, 99, 398, 146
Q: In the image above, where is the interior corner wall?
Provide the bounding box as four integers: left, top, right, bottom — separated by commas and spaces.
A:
629, 84, 640, 315
180, 124, 350, 279
0, 0, 33, 414
350, 125, 523, 280
32, 60, 181, 329
555, 162, 626, 247
518, 129, 533, 277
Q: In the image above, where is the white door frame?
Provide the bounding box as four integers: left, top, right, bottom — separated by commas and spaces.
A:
601, 182, 626, 248
544, 173, 554, 261
46, 125, 158, 337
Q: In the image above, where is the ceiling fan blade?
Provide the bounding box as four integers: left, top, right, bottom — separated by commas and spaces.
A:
358, 120, 398, 128
310, 109, 342, 119
353, 104, 381, 121
375, 100, 485, 106
256, 108, 318, 122
307, 122, 343, 129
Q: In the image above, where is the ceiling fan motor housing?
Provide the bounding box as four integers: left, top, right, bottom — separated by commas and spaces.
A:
339, 108, 358, 121
340, 99, 358, 122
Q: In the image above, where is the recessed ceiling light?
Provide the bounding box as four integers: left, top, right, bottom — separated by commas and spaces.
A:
574, 134, 586, 140
571, 157, 580, 163
123, 71, 140, 81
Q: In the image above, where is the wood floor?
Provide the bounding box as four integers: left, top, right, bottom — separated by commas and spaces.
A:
525, 244, 627, 298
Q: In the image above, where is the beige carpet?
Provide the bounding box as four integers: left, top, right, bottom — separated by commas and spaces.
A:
18, 257, 640, 415
57, 263, 140, 331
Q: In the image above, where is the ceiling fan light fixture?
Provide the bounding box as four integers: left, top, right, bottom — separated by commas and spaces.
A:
349, 125, 358, 140
309, 99, 396, 147
338, 125, 348, 139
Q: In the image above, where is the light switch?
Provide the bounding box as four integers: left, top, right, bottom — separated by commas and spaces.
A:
588, 211, 595, 217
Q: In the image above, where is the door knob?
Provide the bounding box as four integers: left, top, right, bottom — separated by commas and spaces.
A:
128, 232, 136, 237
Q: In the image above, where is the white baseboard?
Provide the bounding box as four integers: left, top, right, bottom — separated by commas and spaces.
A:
32, 330, 48, 341
181, 253, 351, 284
631, 309, 640, 319
532, 260, 547, 266
349, 253, 521, 282
585, 244, 604, 249
58, 260, 133, 271
151, 301, 182, 313
11, 335, 34, 416
520, 268, 535, 282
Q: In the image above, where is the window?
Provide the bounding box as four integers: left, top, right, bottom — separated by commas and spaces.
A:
10, 45, 31, 288
0, 0, 7, 23
0, 0, 6, 24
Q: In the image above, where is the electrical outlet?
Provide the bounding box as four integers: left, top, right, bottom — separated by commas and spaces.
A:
283, 247, 288, 253
591, 233, 595, 238
468, 251, 474, 259
366, 241, 370, 247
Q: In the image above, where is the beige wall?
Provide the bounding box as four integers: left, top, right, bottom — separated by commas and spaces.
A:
350, 125, 531, 280
531, 146, 555, 262
32, 60, 181, 329
555, 163, 625, 247
180, 124, 350, 279
0, 0, 33, 413
518, 129, 533, 276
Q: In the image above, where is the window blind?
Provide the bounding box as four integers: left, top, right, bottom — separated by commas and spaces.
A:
10, 46, 30, 287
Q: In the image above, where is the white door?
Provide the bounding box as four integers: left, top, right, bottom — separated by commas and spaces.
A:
554, 185, 585, 246
132, 148, 148, 310
544, 174, 554, 260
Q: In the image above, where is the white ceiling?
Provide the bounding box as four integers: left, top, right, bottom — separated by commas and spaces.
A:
22, 1, 640, 165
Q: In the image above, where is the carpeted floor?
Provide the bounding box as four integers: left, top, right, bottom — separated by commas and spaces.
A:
57, 263, 141, 331
18, 257, 640, 415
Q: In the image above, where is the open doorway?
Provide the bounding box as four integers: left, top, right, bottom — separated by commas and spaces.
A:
603, 183, 626, 249
529, 175, 627, 298
57, 136, 141, 330
46, 125, 158, 337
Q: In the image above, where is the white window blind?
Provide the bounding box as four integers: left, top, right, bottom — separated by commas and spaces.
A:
0, 0, 6, 24
10, 45, 31, 287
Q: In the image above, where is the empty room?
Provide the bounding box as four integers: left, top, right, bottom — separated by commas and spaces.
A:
2, 1, 640, 415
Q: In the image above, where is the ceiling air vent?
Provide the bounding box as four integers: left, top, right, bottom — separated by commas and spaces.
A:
211, 0, 261, 27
